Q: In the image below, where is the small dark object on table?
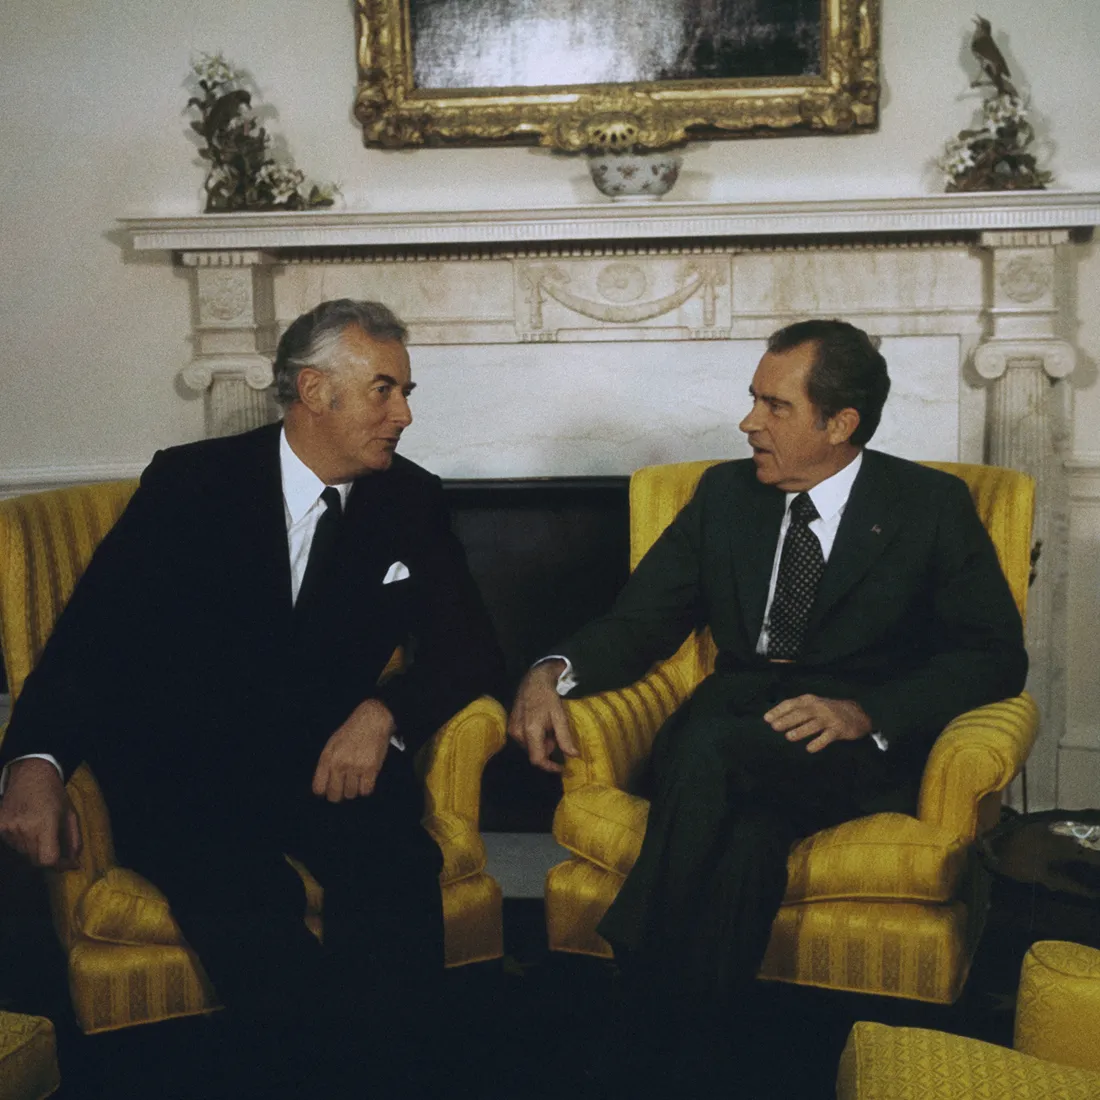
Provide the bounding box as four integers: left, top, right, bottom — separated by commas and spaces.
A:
980, 808, 1100, 950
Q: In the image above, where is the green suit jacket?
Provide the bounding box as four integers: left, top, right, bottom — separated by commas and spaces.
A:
561, 450, 1028, 779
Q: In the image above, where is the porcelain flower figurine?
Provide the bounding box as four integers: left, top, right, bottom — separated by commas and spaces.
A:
940, 18, 1052, 193
187, 53, 337, 212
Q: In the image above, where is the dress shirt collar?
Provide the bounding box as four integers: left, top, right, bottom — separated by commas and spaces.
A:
279, 426, 351, 524
789, 450, 863, 522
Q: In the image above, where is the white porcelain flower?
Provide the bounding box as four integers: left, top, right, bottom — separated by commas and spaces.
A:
192, 52, 238, 89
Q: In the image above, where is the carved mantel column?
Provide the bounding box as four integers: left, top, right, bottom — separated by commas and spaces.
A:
975, 230, 1076, 810
180, 251, 279, 437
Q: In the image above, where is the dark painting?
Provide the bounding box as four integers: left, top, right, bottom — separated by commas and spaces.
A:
409, 0, 822, 90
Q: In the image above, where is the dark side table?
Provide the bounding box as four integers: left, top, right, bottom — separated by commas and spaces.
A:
979, 808, 1100, 950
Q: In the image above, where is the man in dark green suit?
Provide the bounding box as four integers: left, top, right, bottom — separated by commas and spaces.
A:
509, 320, 1027, 1047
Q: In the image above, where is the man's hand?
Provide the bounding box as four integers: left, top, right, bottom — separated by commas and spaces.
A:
507, 660, 579, 774
764, 695, 873, 754
0, 758, 82, 869
312, 699, 396, 802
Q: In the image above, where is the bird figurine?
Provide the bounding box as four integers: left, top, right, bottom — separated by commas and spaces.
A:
970, 16, 1017, 97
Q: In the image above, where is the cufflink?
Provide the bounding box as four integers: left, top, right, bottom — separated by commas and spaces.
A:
383, 561, 410, 584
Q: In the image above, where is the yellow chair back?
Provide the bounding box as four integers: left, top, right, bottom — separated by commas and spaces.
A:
0, 482, 138, 705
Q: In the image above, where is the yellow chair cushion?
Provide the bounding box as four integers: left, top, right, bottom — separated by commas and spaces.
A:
556, 790, 967, 905
783, 815, 968, 904
0, 1012, 60, 1100
837, 1020, 1100, 1100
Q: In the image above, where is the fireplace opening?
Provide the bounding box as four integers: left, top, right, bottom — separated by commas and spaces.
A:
444, 477, 630, 832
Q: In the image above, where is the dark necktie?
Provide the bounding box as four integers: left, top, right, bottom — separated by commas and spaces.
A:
295, 486, 342, 613
767, 492, 825, 661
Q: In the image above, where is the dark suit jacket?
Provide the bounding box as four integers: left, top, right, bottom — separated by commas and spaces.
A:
561, 450, 1028, 783
2, 423, 504, 844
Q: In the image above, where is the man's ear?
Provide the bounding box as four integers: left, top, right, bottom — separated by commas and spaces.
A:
295, 367, 330, 414
826, 407, 860, 445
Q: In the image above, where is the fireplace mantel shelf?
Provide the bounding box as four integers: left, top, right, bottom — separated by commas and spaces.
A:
121, 192, 1100, 253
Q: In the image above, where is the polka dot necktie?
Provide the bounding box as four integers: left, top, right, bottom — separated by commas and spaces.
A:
767, 492, 825, 661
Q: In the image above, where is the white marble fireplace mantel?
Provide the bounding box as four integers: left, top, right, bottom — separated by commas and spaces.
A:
121, 192, 1100, 250
120, 192, 1100, 812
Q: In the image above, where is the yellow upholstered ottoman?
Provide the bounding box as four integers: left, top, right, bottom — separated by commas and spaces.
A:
0, 1013, 60, 1100
837, 1020, 1100, 1099
837, 941, 1100, 1099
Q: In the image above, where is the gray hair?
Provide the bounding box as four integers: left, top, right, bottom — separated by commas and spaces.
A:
271, 299, 408, 407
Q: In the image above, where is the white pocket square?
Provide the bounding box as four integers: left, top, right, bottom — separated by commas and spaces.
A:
383, 561, 410, 584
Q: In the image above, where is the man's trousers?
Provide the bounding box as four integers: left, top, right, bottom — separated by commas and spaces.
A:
118, 749, 444, 1099
597, 668, 897, 1001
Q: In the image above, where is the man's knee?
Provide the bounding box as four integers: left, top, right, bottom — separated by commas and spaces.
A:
146, 845, 306, 925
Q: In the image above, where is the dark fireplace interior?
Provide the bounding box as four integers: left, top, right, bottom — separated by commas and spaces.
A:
443, 477, 630, 831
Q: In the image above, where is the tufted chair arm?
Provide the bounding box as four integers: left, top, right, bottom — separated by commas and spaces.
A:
560, 660, 693, 793
44, 764, 115, 950
417, 695, 507, 821
916, 692, 1039, 842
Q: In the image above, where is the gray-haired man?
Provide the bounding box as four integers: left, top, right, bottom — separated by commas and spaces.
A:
0, 299, 504, 1098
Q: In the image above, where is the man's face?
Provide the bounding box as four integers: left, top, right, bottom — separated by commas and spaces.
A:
314, 325, 414, 481
738, 341, 851, 492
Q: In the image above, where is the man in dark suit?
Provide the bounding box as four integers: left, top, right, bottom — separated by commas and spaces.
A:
0, 299, 505, 1098
509, 319, 1027, 1085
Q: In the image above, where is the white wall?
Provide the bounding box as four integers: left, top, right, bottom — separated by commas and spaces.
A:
2, 1, 1099, 472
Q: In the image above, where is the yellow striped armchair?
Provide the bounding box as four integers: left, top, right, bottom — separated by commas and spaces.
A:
0, 481, 506, 1034
546, 460, 1038, 1005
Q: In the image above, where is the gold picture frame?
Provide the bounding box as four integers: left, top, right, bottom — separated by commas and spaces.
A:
354, 0, 880, 151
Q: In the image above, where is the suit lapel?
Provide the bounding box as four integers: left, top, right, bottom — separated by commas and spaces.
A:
340, 469, 398, 580
731, 474, 786, 650
807, 450, 903, 632
298, 467, 401, 633
233, 424, 295, 631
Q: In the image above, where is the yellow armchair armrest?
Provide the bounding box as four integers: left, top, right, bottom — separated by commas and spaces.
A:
917, 693, 1038, 841
554, 785, 649, 878
418, 695, 506, 822
562, 663, 691, 792
47, 764, 116, 949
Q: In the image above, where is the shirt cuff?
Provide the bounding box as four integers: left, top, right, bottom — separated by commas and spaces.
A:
870, 731, 889, 752
0, 753, 64, 796
534, 655, 578, 697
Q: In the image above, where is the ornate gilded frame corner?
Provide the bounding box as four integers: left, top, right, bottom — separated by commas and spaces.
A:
354, 0, 880, 151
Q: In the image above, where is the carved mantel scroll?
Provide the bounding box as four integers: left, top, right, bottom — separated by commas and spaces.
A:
517, 256, 730, 340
